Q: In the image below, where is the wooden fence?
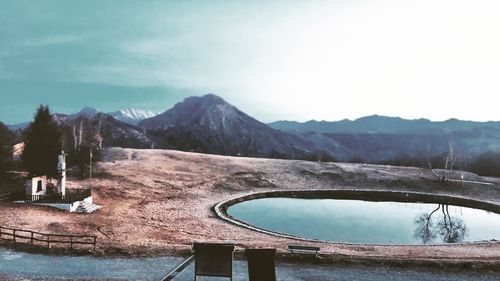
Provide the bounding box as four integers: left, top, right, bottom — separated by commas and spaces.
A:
0, 226, 97, 251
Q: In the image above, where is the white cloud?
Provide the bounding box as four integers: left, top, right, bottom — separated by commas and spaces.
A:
20, 34, 87, 48
29, 0, 500, 122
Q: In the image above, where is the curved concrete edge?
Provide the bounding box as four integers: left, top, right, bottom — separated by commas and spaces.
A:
214, 189, 500, 247
214, 193, 315, 243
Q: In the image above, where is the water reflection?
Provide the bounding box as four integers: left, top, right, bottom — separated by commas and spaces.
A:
228, 198, 499, 244
414, 204, 468, 244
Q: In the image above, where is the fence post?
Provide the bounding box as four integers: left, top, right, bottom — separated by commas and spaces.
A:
0, 227, 96, 252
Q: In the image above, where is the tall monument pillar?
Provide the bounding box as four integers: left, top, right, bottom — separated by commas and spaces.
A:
58, 151, 67, 196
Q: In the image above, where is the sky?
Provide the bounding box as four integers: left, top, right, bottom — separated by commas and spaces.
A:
1, 0, 499, 125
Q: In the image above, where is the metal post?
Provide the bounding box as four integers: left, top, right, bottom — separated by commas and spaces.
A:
70, 237, 73, 249
13, 229, 16, 244
47, 235, 50, 249
89, 149, 93, 180
30, 232, 34, 245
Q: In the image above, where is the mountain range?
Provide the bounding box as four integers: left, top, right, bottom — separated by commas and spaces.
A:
270, 116, 500, 162
4, 94, 500, 166
51, 109, 161, 150
269, 116, 500, 135
7, 107, 159, 130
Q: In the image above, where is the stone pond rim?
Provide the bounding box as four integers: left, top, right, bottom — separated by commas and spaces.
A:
214, 189, 500, 246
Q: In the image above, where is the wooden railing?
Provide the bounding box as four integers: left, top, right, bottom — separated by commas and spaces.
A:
24, 188, 91, 204
7, 190, 25, 201
0, 193, 11, 201
0, 226, 97, 251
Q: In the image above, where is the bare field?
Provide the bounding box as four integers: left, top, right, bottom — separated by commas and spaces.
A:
1, 147, 500, 265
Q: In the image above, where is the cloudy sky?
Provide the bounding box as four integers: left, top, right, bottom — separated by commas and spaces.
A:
1, 0, 499, 124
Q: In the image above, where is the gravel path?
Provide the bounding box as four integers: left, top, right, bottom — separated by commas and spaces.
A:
0, 247, 498, 281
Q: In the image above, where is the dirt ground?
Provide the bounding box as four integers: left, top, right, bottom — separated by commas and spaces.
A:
1, 147, 500, 266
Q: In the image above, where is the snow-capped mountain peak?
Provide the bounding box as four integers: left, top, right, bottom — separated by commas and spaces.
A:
108, 108, 159, 125
118, 108, 158, 120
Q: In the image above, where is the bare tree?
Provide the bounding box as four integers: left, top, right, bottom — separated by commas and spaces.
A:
414, 204, 467, 244
426, 143, 433, 170
414, 204, 440, 244
428, 140, 458, 182
438, 205, 467, 243
78, 118, 84, 148
445, 141, 456, 179
72, 121, 78, 151
94, 114, 103, 150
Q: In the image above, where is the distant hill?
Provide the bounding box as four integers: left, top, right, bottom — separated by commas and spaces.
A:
138, 94, 336, 159
6, 122, 29, 131
270, 116, 500, 164
269, 115, 500, 135
73, 107, 100, 119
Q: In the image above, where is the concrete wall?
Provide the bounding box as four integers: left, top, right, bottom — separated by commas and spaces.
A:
25, 176, 47, 196
32, 196, 93, 212
68, 196, 93, 212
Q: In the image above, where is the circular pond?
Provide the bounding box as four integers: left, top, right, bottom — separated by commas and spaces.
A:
226, 197, 500, 245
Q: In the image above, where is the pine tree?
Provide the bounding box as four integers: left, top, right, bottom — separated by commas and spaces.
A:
0, 122, 12, 178
22, 105, 62, 178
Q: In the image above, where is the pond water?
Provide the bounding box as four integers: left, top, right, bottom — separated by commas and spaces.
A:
227, 198, 500, 244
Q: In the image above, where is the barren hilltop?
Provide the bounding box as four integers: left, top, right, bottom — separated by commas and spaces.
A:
1, 147, 499, 265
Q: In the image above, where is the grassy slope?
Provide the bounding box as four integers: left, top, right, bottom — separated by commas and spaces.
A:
0, 147, 499, 263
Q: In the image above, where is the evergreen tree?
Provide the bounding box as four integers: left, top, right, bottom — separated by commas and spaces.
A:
22, 105, 62, 178
0, 122, 12, 178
